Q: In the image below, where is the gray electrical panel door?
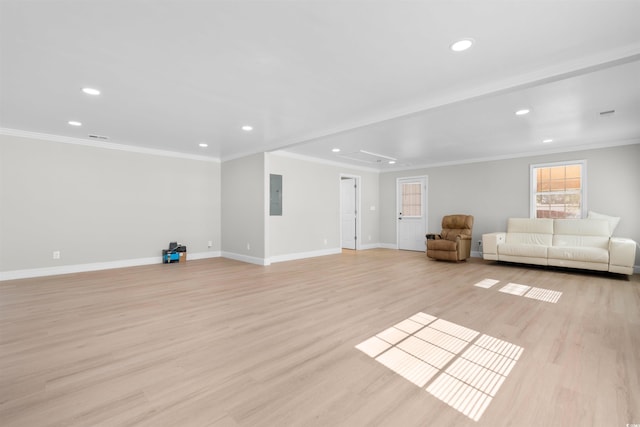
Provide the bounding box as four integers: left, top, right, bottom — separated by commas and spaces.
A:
270, 174, 282, 216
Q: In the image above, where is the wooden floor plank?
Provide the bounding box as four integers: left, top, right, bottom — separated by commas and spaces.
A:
1, 250, 638, 426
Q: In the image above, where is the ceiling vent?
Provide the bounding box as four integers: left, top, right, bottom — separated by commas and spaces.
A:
88, 134, 109, 140
599, 109, 615, 116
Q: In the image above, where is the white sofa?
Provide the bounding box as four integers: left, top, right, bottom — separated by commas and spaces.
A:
483, 218, 637, 275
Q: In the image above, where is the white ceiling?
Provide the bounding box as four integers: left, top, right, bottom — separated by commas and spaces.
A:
1, 1, 639, 170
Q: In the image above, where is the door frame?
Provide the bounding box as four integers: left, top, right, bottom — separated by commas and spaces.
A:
340, 174, 361, 250
396, 175, 428, 250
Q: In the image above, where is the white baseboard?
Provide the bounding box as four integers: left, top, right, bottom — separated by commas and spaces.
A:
221, 251, 270, 266
358, 243, 383, 250
0, 251, 221, 281
269, 248, 342, 264
378, 243, 398, 250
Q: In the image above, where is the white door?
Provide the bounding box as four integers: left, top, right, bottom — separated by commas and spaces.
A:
397, 176, 427, 251
341, 178, 357, 249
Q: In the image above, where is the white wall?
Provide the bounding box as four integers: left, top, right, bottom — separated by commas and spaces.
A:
221, 153, 266, 263
0, 133, 221, 278
3, 131, 637, 278
379, 143, 640, 266
267, 153, 380, 261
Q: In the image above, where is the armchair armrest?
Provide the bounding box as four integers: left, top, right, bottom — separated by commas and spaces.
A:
456, 236, 472, 260
482, 232, 505, 260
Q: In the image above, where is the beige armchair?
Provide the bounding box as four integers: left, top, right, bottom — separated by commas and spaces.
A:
426, 215, 474, 261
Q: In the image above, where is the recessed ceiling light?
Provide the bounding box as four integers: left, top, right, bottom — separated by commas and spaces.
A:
515, 109, 531, 116
68, 120, 82, 126
199, 143, 208, 148
241, 125, 253, 132
332, 148, 341, 153
388, 160, 396, 164
450, 38, 474, 52
82, 87, 101, 96
542, 139, 553, 143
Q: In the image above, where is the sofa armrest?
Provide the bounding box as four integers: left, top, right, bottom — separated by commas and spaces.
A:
609, 237, 637, 274
482, 232, 505, 260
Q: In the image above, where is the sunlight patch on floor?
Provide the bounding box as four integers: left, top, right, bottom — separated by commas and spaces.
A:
356, 312, 523, 422
475, 278, 563, 303
499, 282, 531, 296
473, 278, 500, 288
524, 287, 563, 303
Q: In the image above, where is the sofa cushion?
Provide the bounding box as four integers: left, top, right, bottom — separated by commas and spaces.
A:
547, 246, 609, 263
552, 219, 610, 249
553, 219, 609, 236
507, 218, 554, 234
553, 234, 609, 249
505, 218, 553, 246
498, 243, 548, 258
506, 233, 553, 246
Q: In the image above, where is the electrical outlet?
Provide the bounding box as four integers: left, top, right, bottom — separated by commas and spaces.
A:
323, 238, 328, 245
207, 240, 212, 248
52, 251, 60, 259
247, 243, 251, 250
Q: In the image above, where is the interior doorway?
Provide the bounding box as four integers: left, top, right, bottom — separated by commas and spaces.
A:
397, 176, 428, 251
340, 175, 360, 250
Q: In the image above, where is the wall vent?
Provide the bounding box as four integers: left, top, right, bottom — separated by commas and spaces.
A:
88, 134, 109, 140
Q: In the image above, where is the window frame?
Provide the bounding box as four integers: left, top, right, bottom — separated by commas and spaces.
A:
529, 159, 587, 219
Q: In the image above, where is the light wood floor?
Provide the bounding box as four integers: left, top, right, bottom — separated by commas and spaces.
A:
1, 250, 639, 427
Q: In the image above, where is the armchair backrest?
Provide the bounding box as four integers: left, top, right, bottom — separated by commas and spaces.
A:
440, 215, 474, 241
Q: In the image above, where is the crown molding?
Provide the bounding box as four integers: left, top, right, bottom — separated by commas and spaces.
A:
0, 128, 221, 163
386, 138, 640, 173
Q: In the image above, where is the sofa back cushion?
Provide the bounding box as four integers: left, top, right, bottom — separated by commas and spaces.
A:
505, 218, 553, 246
552, 219, 610, 249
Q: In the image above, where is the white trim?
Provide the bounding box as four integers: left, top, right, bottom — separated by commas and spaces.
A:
0, 251, 222, 281
359, 243, 386, 250
0, 128, 221, 163
269, 150, 379, 172
186, 251, 222, 261
269, 248, 342, 264
222, 251, 270, 266
470, 250, 483, 258
385, 138, 640, 173
378, 243, 399, 250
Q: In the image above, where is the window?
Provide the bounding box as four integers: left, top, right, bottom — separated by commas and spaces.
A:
530, 160, 586, 219
401, 183, 422, 217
